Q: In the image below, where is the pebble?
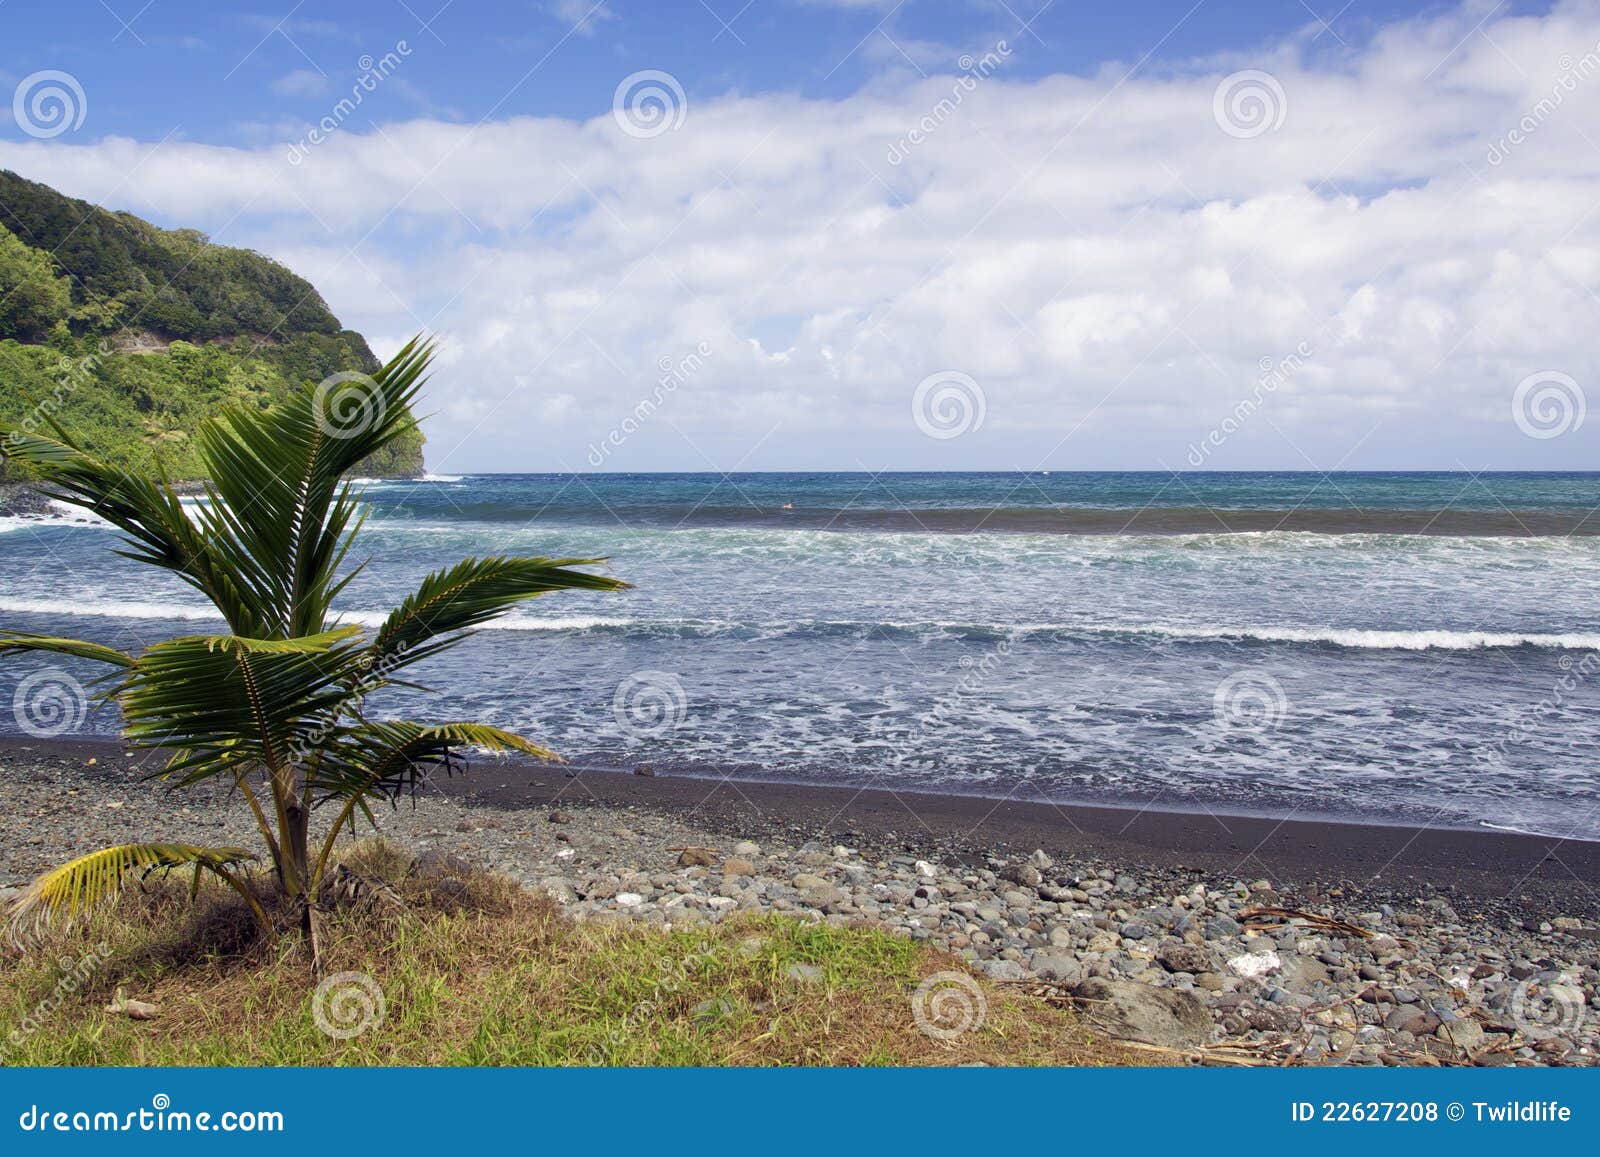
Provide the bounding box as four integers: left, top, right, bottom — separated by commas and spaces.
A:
3, 747, 1594, 1068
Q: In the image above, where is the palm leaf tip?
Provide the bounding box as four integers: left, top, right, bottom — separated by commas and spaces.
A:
4, 842, 256, 946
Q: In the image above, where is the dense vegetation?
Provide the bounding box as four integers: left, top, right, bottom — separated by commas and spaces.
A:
0, 170, 423, 478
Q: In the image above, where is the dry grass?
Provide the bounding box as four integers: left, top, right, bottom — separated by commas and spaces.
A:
0, 840, 1144, 1067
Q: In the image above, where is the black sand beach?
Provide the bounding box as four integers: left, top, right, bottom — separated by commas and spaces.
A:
8, 735, 1596, 918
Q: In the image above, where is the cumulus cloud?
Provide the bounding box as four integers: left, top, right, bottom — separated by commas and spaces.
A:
4, 0, 1600, 471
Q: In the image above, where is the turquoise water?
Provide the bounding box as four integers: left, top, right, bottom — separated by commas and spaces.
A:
4, 471, 1600, 838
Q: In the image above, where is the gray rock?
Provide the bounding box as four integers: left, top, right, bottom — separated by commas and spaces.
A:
1205, 915, 1242, 939
1030, 954, 1083, 985
1437, 1019, 1487, 1052
412, 849, 472, 879
981, 959, 1026, 982
1004, 863, 1043, 888
798, 884, 847, 909
1156, 943, 1216, 974
1074, 978, 1213, 1049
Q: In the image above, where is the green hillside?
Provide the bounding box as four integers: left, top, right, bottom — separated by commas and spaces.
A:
0, 170, 423, 479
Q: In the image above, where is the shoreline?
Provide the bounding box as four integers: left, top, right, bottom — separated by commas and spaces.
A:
442, 761, 1600, 915
7, 735, 1597, 913
3, 735, 1595, 1065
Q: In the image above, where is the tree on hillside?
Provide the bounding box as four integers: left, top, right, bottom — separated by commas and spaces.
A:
0, 225, 71, 342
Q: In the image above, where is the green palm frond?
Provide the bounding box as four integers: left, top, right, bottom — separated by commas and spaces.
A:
5, 843, 257, 945
1, 429, 264, 633
0, 632, 135, 668
118, 629, 369, 780
310, 721, 559, 877
312, 719, 559, 803
365, 555, 629, 676
0, 334, 627, 941
191, 336, 433, 637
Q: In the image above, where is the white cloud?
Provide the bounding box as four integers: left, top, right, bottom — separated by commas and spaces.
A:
5, 1, 1600, 471
270, 69, 331, 98
544, 0, 617, 37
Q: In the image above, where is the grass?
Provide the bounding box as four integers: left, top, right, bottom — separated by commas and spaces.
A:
0, 840, 1142, 1067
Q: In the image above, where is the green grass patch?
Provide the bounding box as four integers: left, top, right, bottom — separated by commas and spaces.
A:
0, 840, 1140, 1067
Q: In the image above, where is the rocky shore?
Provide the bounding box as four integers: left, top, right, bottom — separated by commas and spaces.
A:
2, 739, 1595, 1066
0, 483, 54, 518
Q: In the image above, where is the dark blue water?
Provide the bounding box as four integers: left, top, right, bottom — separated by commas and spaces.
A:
4, 472, 1600, 838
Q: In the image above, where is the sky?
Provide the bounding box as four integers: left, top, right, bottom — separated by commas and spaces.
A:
2, 0, 1599, 473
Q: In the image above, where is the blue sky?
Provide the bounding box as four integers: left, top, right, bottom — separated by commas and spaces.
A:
5, 1, 1450, 144
4, 1, 1599, 473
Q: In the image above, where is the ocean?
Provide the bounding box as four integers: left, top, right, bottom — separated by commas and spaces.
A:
4, 471, 1599, 840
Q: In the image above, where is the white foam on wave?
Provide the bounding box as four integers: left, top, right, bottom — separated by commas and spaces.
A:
0, 597, 224, 621
3, 596, 1596, 652
420, 473, 463, 483
1109, 622, 1600, 651
0, 502, 114, 533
